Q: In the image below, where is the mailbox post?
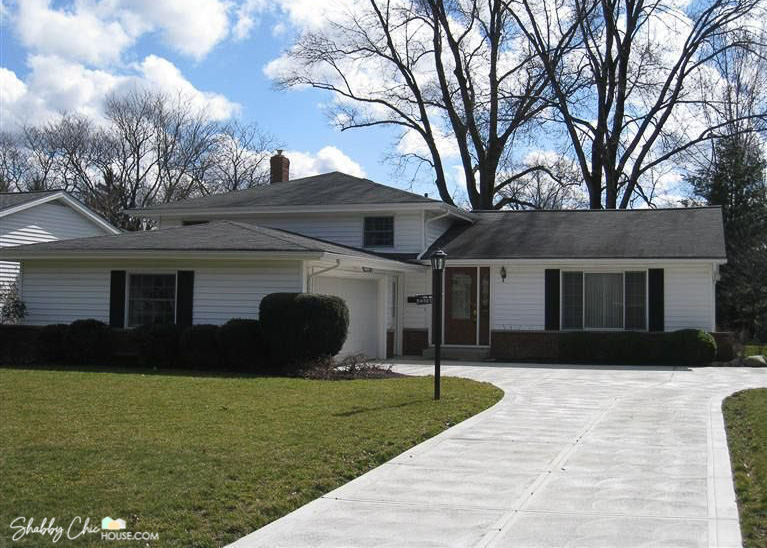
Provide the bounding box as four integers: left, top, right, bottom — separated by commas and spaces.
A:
430, 249, 446, 400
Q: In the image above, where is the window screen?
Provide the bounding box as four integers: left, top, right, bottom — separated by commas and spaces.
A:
364, 217, 394, 247
584, 273, 624, 329
128, 274, 176, 326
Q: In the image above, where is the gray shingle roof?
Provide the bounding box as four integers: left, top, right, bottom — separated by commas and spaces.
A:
424, 207, 726, 260
0, 190, 63, 213
2, 220, 412, 263
129, 172, 438, 213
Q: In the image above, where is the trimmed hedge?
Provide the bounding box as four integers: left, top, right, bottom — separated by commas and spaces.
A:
133, 323, 183, 368
260, 293, 349, 368
63, 319, 111, 364
666, 329, 717, 365
179, 324, 220, 370
38, 324, 68, 362
218, 319, 269, 372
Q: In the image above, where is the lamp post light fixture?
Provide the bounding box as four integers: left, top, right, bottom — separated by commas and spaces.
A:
430, 249, 447, 400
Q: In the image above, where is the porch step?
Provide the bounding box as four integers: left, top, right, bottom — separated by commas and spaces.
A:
421, 345, 490, 361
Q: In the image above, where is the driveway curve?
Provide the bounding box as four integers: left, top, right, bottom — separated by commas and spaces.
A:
230, 362, 766, 548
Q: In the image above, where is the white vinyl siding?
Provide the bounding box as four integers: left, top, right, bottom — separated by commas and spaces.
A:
425, 216, 453, 248
20, 260, 302, 326
492, 265, 545, 330
0, 201, 111, 289
489, 262, 716, 333
665, 263, 716, 331
160, 212, 427, 253
403, 270, 431, 329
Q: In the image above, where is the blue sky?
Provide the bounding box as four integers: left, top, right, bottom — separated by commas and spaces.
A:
0, 1, 427, 194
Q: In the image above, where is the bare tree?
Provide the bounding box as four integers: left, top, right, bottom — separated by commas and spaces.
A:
506, 0, 767, 208
2, 89, 275, 229
275, 0, 571, 209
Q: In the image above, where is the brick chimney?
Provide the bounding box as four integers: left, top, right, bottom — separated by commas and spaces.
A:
270, 150, 290, 183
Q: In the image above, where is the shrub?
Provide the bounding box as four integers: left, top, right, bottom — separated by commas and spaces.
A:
0, 282, 26, 324
559, 331, 669, 364
63, 319, 111, 364
260, 293, 350, 369
666, 329, 717, 365
218, 318, 269, 372
133, 323, 183, 368
39, 324, 69, 362
179, 324, 220, 370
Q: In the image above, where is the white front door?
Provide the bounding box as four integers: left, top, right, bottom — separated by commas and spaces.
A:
314, 276, 380, 358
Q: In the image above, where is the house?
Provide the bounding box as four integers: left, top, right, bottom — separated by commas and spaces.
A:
0, 190, 120, 305
0, 153, 726, 360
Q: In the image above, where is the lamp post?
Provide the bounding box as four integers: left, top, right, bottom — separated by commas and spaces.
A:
430, 249, 446, 400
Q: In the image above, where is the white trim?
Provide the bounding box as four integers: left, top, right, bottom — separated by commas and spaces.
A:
125, 271, 178, 328
0, 191, 120, 234
420, 258, 727, 266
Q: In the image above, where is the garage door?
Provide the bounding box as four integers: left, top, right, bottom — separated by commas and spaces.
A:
314, 276, 380, 358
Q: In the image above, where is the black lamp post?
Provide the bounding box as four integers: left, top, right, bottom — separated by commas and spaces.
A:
430, 249, 446, 400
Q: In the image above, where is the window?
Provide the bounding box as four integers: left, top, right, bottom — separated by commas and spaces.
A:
561, 271, 647, 331
128, 274, 176, 326
363, 216, 394, 247
182, 220, 209, 226
584, 273, 624, 329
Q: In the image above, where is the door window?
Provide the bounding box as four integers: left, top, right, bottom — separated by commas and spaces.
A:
450, 272, 473, 320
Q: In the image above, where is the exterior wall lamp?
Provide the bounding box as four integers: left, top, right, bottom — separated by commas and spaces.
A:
500, 266, 507, 282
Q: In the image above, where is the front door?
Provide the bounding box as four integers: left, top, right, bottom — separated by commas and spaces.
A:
444, 267, 491, 345
445, 267, 478, 344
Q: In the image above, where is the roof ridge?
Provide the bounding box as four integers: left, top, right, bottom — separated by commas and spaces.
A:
472, 206, 722, 213
0, 189, 65, 196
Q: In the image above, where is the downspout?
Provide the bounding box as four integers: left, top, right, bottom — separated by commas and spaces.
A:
306, 259, 341, 292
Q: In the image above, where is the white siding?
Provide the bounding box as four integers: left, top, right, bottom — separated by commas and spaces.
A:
160, 212, 427, 253
488, 262, 716, 332
425, 216, 453, 248
492, 265, 545, 330
404, 270, 431, 329
193, 264, 301, 324
665, 263, 716, 331
0, 201, 113, 289
20, 260, 302, 326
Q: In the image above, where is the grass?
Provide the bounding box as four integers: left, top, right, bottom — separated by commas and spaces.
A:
0, 367, 501, 547
723, 388, 767, 548
744, 345, 766, 357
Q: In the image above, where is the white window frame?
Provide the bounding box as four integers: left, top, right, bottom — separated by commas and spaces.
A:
362, 216, 395, 249
125, 270, 178, 328
560, 269, 649, 332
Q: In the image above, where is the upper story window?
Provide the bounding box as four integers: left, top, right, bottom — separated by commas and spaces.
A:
561, 271, 647, 330
128, 273, 176, 327
363, 216, 394, 247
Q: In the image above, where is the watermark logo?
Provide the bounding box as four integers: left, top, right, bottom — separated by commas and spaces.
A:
9, 516, 158, 543
101, 517, 126, 531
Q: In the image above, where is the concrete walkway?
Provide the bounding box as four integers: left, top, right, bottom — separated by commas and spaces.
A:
230, 362, 766, 548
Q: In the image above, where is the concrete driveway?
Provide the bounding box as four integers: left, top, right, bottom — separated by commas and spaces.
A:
230, 362, 766, 548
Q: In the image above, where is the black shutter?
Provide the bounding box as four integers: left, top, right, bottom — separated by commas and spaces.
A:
109, 270, 126, 328
545, 269, 560, 331
176, 271, 194, 326
648, 268, 664, 332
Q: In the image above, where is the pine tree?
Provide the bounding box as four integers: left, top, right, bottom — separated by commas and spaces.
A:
689, 135, 767, 339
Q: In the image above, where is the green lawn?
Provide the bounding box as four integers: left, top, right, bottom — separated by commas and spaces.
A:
745, 345, 766, 357
0, 367, 502, 547
723, 388, 767, 548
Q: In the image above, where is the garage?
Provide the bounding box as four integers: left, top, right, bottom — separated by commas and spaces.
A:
313, 276, 381, 359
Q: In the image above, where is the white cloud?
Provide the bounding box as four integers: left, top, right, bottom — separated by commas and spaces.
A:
12, 0, 231, 65
17, 0, 133, 65
133, 55, 239, 120
0, 55, 239, 129
285, 146, 365, 178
